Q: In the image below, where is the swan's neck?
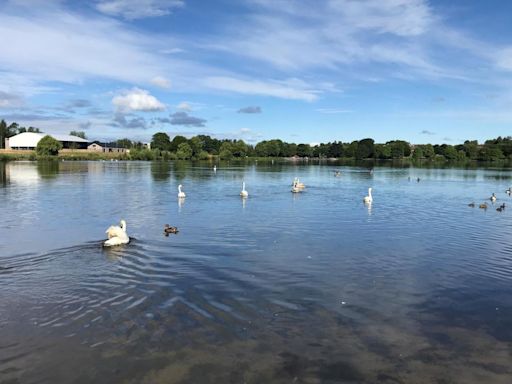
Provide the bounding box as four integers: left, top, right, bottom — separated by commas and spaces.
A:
368, 188, 372, 197
178, 185, 182, 193
242, 182, 245, 191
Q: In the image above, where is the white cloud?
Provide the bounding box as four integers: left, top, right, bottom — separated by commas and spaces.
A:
326, 0, 434, 37
150, 76, 171, 89
176, 102, 192, 111
205, 76, 320, 101
96, 0, 184, 20
0, 7, 218, 95
112, 88, 165, 112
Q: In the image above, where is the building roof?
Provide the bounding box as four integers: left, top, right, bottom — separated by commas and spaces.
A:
7, 132, 89, 147
49, 134, 89, 143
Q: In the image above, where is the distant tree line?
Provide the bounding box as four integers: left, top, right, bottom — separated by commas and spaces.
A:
1, 119, 511, 162
148, 133, 512, 162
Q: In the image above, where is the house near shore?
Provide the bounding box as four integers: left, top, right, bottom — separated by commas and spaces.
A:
5, 132, 89, 150
87, 141, 128, 153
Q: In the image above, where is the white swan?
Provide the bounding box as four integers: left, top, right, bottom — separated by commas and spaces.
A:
178, 184, 186, 198
104, 220, 129, 247
240, 181, 248, 198
292, 177, 305, 189
213, 165, 217, 172
363, 187, 373, 203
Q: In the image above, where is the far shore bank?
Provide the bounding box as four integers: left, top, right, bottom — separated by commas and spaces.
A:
1, 149, 512, 168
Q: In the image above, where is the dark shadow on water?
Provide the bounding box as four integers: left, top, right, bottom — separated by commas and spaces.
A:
36, 160, 59, 179
151, 161, 171, 181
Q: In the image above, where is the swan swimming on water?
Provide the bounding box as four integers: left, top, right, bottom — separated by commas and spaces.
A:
104, 220, 129, 247
363, 187, 373, 203
292, 177, 305, 189
178, 184, 186, 198
240, 181, 248, 198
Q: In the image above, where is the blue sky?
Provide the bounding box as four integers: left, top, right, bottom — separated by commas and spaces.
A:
0, 0, 512, 145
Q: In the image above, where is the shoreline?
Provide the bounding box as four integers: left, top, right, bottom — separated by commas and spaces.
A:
1, 151, 512, 168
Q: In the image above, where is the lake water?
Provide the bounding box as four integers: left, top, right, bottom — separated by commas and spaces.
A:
1, 160, 511, 383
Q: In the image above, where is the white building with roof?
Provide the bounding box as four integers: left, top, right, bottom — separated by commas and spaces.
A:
5, 132, 89, 150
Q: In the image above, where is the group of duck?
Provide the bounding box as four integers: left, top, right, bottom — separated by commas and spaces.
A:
104, 173, 510, 248
469, 188, 511, 211
103, 176, 376, 247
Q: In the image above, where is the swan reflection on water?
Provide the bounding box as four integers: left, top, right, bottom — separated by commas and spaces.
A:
178, 196, 185, 211
364, 201, 372, 216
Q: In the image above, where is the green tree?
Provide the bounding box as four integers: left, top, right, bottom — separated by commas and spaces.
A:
231, 140, 249, 157
456, 150, 466, 161
412, 146, 424, 159
116, 138, 133, 149
219, 148, 233, 160
478, 147, 504, 161
69, 131, 87, 139
443, 145, 458, 160
463, 140, 479, 159
423, 144, 435, 159
327, 141, 343, 158
36, 135, 62, 156
1, 120, 21, 149
8, 122, 19, 134
169, 135, 188, 152
356, 138, 374, 159
176, 142, 193, 159
345, 141, 359, 158
188, 136, 203, 157
281, 142, 298, 157
387, 140, 411, 158
374, 144, 391, 159
0, 120, 7, 149
151, 132, 171, 151
296, 143, 312, 157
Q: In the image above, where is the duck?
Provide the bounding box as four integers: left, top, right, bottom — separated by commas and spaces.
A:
164, 224, 179, 234
104, 220, 129, 247
213, 165, 217, 172
178, 184, 186, 198
363, 187, 373, 204
479, 203, 488, 209
240, 181, 249, 198
490, 193, 497, 202
500, 203, 506, 210
468, 202, 475, 207
497, 206, 503, 212
334, 170, 341, 177
506, 188, 511, 196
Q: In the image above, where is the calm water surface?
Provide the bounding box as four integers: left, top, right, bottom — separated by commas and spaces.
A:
1, 160, 511, 383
